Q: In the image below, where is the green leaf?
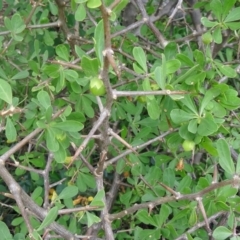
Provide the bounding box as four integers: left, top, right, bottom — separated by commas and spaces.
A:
157, 204, 171, 227
185, 72, 206, 85
147, 98, 160, 120
94, 20, 104, 65
64, 69, 78, 82
6, 117, 17, 142
173, 64, 199, 85
9, 13, 26, 33
87, 0, 101, 8
181, 95, 198, 114
31, 187, 43, 201
0, 78, 12, 104
213, 27, 222, 44
218, 89, 240, 110
32, 230, 42, 240
75, 0, 88, 3
0, 221, 13, 240
37, 90, 51, 109
136, 209, 156, 226
216, 139, 235, 175
142, 78, 153, 100
201, 17, 218, 28
75, 46, 87, 59
90, 189, 105, 208
86, 212, 101, 227
222, 0, 236, 20
212, 226, 233, 240
216, 201, 230, 211
154, 67, 165, 90
58, 186, 78, 200
0, 66, 8, 80
75, 4, 86, 21
236, 155, 240, 174
133, 47, 147, 73
11, 70, 29, 80
11, 217, 24, 226
177, 175, 192, 192
81, 56, 99, 77
53, 143, 66, 163
200, 88, 221, 115
166, 59, 181, 74
43, 64, 60, 78
112, 0, 128, 14
170, 109, 196, 124
226, 22, 240, 30
56, 44, 69, 61
197, 112, 218, 136
194, 50, 206, 67
163, 168, 175, 188
215, 62, 236, 78
133, 62, 145, 74
189, 208, 197, 226
200, 137, 218, 156
176, 54, 194, 67
82, 96, 94, 118
210, 0, 222, 21
45, 128, 59, 152
225, 7, 240, 22
164, 42, 177, 60
53, 120, 84, 132
43, 30, 54, 46
116, 159, 126, 174
37, 206, 58, 231
179, 124, 195, 140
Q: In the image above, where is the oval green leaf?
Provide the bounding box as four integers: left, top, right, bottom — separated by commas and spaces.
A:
216, 138, 235, 175
58, 186, 78, 200
133, 47, 147, 73
75, 4, 86, 21
0, 221, 13, 240
53, 120, 84, 132
0, 78, 12, 104
6, 117, 17, 142
212, 226, 232, 240
37, 206, 58, 231
37, 90, 51, 109
87, 0, 101, 8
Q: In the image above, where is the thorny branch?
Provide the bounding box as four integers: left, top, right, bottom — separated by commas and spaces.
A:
0, 0, 239, 239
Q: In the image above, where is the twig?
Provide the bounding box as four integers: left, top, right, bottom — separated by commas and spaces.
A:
112, 90, 188, 98
69, 108, 109, 165
175, 211, 227, 240
105, 129, 176, 167
109, 178, 236, 221
108, 128, 138, 154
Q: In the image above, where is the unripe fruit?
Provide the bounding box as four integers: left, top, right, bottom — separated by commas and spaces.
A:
137, 96, 147, 103
202, 32, 212, 45
182, 140, 195, 152
90, 77, 106, 96
150, 83, 159, 90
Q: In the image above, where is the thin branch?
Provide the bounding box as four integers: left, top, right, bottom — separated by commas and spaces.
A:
112, 90, 188, 98
135, 0, 168, 47
0, 107, 66, 163
175, 211, 227, 240
43, 153, 54, 209
105, 129, 176, 167
109, 178, 235, 221
108, 128, 138, 154
196, 197, 211, 234
164, 0, 183, 30
70, 108, 109, 165
49, 60, 82, 70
